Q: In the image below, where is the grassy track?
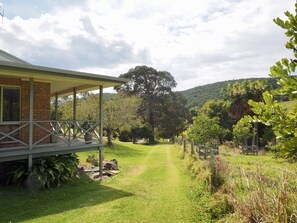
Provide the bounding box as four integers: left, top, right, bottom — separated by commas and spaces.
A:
0, 142, 198, 223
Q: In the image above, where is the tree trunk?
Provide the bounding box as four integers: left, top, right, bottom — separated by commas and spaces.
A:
106, 128, 112, 146
148, 106, 155, 144
171, 136, 175, 144
149, 133, 155, 144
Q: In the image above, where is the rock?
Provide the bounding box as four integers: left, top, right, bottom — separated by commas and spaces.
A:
111, 158, 118, 166
103, 160, 118, 170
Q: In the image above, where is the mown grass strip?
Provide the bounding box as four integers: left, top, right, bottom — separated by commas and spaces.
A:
0, 141, 200, 223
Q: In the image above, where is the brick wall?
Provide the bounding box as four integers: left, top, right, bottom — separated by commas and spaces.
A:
0, 77, 22, 86
21, 80, 51, 144
0, 77, 51, 145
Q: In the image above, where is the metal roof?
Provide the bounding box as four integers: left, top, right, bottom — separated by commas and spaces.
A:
0, 50, 127, 96
0, 49, 30, 64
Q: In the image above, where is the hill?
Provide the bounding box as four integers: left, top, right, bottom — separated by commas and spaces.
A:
180, 77, 278, 109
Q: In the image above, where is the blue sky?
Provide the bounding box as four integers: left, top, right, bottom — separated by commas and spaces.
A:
1, 0, 82, 19
0, 0, 295, 91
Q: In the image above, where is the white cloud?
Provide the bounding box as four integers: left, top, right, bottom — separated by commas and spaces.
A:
0, 0, 295, 91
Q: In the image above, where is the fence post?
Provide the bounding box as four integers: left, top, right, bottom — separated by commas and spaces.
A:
183, 140, 187, 155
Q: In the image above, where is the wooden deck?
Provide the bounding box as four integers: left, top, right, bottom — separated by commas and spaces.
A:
0, 140, 101, 162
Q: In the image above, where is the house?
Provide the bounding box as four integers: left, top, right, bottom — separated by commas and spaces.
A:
0, 49, 126, 176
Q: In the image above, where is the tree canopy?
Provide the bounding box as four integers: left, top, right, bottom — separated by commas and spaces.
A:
156, 92, 189, 141
223, 80, 267, 120
115, 65, 177, 143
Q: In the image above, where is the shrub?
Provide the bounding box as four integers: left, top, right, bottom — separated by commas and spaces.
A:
7, 154, 79, 189
232, 118, 255, 146
119, 130, 132, 142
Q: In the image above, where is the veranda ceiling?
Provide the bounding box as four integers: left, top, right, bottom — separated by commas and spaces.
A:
0, 49, 127, 96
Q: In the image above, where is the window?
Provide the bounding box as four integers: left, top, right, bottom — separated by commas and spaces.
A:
1, 86, 20, 122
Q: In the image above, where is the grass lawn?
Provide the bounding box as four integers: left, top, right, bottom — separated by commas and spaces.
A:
219, 146, 297, 177
0, 141, 199, 223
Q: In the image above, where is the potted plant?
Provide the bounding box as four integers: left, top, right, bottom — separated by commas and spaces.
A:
81, 114, 95, 144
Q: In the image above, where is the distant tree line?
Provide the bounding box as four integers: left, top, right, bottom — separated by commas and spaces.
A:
181, 77, 282, 109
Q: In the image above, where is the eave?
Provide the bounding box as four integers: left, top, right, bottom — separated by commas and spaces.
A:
0, 60, 127, 96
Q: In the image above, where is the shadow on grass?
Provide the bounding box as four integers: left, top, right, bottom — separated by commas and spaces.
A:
104, 143, 146, 157
0, 175, 134, 222
79, 141, 148, 160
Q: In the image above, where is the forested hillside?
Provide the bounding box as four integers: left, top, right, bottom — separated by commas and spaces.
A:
180, 77, 278, 108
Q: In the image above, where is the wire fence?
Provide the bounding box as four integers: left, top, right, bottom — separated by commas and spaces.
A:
176, 137, 297, 186
176, 138, 297, 222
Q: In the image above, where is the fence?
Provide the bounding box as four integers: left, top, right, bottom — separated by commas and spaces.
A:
176, 138, 219, 159
176, 138, 297, 222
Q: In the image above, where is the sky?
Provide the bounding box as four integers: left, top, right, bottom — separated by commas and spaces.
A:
0, 0, 295, 92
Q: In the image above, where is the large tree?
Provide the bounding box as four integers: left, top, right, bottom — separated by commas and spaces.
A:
156, 92, 189, 142
115, 66, 176, 143
224, 80, 267, 120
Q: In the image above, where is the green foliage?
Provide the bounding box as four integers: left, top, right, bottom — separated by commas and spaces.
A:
103, 94, 141, 145
188, 113, 226, 146
232, 118, 255, 146
181, 77, 278, 109
7, 154, 79, 189
246, 4, 297, 161
81, 114, 96, 135
7, 161, 27, 186
115, 66, 176, 98
199, 99, 234, 131
271, 10, 297, 99
156, 92, 189, 140
224, 80, 268, 119
188, 100, 232, 145
130, 126, 152, 143
248, 92, 297, 160
115, 65, 177, 143
118, 130, 133, 142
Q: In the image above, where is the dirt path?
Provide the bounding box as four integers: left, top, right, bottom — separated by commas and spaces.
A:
100, 143, 197, 222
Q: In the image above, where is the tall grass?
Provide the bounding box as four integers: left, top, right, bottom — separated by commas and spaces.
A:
222, 162, 297, 222
217, 151, 297, 222
183, 154, 233, 222
182, 144, 297, 222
